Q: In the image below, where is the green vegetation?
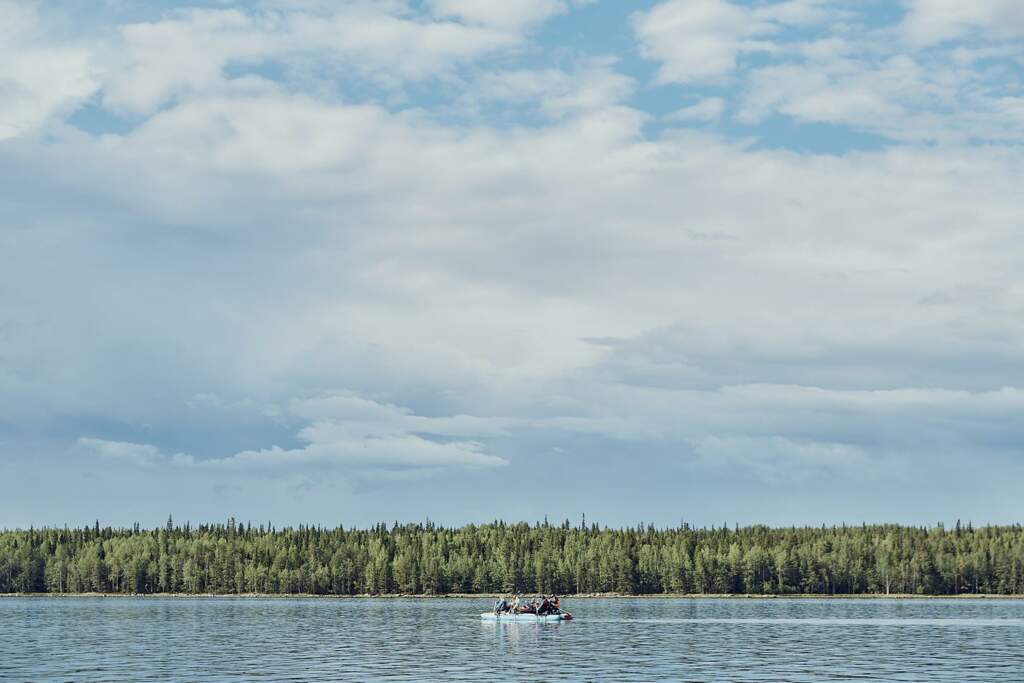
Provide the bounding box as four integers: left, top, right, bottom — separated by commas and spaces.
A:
1, 519, 1022, 595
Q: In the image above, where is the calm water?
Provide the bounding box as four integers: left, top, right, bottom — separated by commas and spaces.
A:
2, 597, 1023, 682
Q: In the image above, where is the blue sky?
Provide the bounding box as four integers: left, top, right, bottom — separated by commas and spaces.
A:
2, 0, 1024, 529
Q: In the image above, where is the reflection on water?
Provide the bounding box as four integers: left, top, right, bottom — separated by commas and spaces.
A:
2, 597, 1022, 682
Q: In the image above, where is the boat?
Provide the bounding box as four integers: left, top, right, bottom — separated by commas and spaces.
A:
480, 611, 572, 622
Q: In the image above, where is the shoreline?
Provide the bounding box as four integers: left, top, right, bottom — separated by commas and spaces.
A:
3, 592, 1023, 600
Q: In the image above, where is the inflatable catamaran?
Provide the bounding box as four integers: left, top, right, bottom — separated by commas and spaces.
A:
480, 611, 572, 622
481, 595, 573, 621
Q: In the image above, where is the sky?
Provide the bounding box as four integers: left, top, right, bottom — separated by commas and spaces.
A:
1, 0, 1023, 530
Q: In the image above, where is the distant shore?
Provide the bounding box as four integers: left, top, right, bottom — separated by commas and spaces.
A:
3, 592, 1023, 600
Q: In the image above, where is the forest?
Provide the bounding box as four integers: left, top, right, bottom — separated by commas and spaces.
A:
1, 519, 1022, 596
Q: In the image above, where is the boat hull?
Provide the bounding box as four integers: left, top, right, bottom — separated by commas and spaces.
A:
480, 612, 571, 622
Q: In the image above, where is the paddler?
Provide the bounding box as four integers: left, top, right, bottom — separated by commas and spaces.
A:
539, 596, 551, 614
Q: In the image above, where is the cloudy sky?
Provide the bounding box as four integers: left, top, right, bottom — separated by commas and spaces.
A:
2, 0, 1023, 529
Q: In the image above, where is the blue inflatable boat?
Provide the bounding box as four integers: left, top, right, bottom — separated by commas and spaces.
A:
480, 611, 572, 622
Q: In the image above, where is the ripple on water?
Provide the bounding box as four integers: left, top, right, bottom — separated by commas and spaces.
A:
1, 598, 1023, 682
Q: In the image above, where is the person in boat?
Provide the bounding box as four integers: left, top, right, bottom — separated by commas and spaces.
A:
510, 594, 521, 613
543, 596, 560, 614
494, 596, 510, 614
538, 596, 552, 614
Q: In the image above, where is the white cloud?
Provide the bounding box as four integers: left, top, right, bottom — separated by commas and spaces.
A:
101, 3, 550, 115
4, 0, 1024, 519
102, 9, 275, 115
757, 0, 833, 27
739, 57, 913, 132
78, 393, 509, 473
630, 0, 1024, 145
632, 0, 778, 84
666, 97, 725, 122
290, 392, 516, 439
0, 2, 99, 139
206, 436, 506, 470
77, 438, 185, 469
9, 91, 1024, 432
85, 382, 1024, 482
426, 0, 584, 30
691, 435, 868, 482
470, 58, 634, 117
289, 393, 407, 423
736, 35, 1024, 144
281, 7, 517, 84
902, 0, 1024, 45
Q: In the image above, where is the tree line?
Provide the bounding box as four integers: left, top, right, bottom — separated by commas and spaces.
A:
1, 518, 1022, 595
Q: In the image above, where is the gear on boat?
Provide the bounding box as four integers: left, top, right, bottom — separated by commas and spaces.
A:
482, 594, 573, 621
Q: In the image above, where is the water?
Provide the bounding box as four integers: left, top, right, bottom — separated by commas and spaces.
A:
2, 597, 1023, 682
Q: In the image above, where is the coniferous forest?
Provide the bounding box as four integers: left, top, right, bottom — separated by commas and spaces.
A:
1, 519, 1023, 596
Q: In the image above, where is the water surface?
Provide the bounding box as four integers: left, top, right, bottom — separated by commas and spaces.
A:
2, 597, 1022, 681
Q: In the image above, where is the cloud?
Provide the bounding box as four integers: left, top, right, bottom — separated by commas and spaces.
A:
75, 438, 195, 471
632, 0, 782, 84
102, 9, 275, 115
901, 0, 1024, 46
10, 99, 1024, 438
78, 393, 509, 474
739, 56, 916, 132
629, 0, 1024, 145
101, 3, 551, 115
426, 0, 589, 30
666, 97, 725, 122
735, 38, 1024, 144
290, 392, 516, 439
0, 2, 99, 139
757, 0, 833, 27
4, 0, 1024, 522
207, 437, 506, 471
714, 2, 1024, 145
691, 435, 869, 482
469, 58, 634, 118
77, 438, 188, 469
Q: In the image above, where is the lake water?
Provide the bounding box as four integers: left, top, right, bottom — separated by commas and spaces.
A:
2, 597, 1022, 681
